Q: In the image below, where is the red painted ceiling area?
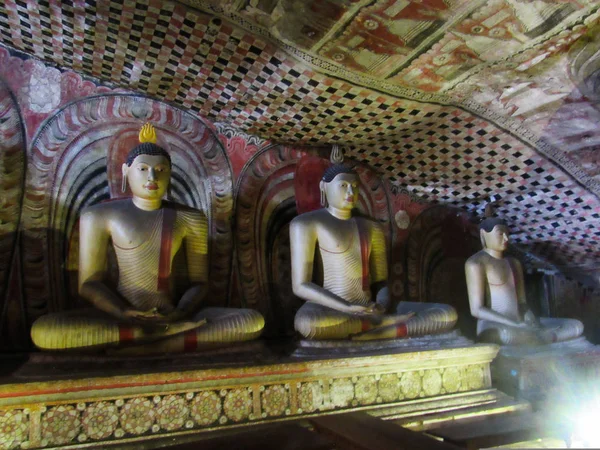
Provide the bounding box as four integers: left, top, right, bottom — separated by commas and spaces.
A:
0, 0, 599, 279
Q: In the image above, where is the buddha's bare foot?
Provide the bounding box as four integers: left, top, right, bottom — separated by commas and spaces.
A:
165, 319, 207, 336
140, 318, 207, 338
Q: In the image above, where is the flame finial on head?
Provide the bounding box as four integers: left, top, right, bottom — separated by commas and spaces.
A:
330, 144, 344, 164
139, 123, 157, 144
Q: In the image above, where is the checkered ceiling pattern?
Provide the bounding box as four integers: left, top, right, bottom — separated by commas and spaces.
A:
349, 106, 600, 269
0, 0, 598, 273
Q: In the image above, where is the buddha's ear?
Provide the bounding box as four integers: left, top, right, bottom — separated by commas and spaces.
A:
121, 163, 129, 193
479, 229, 487, 248
319, 180, 327, 207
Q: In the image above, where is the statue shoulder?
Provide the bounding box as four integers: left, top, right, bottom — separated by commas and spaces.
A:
80, 199, 130, 220
506, 256, 523, 270
465, 250, 489, 268
166, 202, 208, 232
290, 209, 324, 230
166, 202, 205, 216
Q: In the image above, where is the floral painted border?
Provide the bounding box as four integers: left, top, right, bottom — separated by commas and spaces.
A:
0, 363, 489, 449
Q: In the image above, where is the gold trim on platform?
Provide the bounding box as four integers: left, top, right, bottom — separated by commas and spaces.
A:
0, 345, 499, 449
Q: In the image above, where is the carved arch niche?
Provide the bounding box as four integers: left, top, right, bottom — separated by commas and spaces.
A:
0, 78, 27, 349
21, 94, 234, 324
235, 146, 392, 336
405, 206, 480, 338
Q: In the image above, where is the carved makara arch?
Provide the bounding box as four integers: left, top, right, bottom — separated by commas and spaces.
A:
235, 145, 392, 335
21, 94, 234, 321
0, 78, 27, 348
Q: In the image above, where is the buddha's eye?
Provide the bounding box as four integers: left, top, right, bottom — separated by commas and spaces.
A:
138, 167, 147, 171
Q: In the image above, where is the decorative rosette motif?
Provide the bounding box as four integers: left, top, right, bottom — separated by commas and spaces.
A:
190, 391, 222, 426
82, 401, 119, 440
157, 395, 190, 431
261, 385, 288, 417
422, 370, 442, 397
465, 365, 484, 390
442, 367, 461, 393
329, 379, 354, 408
223, 389, 252, 422
120, 397, 156, 435
355, 376, 378, 405
399, 372, 421, 399
0, 411, 28, 450
42, 405, 81, 446
298, 382, 323, 413
378, 374, 401, 402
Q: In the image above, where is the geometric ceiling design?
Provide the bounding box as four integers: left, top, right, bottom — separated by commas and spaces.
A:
0, 0, 599, 278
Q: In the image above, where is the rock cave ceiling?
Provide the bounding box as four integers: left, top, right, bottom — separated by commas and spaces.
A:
0, 0, 599, 280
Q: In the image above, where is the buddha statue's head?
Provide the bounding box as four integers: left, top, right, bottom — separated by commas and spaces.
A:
479, 217, 509, 252
319, 164, 359, 210
121, 124, 172, 200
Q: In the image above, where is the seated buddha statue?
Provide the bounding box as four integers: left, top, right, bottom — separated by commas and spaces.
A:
31, 124, 264, 351
290, 164, 457, 340
465, 217, 583, 345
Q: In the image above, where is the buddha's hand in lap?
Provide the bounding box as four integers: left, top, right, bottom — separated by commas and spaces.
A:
523, 311, 541, 328
123, 308, 171, 325
346, 302, 384, 316
514, 320, 541, 332
123, 308, 206, 336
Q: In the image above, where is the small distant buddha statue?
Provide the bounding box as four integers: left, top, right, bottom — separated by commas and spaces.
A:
465, 217, 583, 345
31, 124, 264, 351
290, 163, 457, 340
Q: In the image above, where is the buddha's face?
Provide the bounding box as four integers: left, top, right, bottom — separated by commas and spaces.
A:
482, 225, 509, 252
123, 154, 171, 200
323, 173, 359, 210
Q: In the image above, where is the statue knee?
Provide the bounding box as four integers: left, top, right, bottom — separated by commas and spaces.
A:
224, 308, 264, 340
30, 315, 53, 349
294, 315, 319, 340
570, 318, 584, 337
418, 303, 457, 328
30, 314, 76, 350
243, 309, 265, 334
435, 303, 458, 323
478, 327, 504, 345
554, 318, 584, 341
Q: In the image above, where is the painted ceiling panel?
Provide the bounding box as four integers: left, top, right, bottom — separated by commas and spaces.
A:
0, 0, 599, 278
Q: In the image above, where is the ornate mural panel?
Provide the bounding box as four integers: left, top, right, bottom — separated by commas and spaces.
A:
318, 0, 480, 78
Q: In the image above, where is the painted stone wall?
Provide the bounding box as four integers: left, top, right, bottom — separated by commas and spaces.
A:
0, 47, 592, 349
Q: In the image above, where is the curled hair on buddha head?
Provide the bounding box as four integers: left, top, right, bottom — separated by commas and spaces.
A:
480, 217, 507, 232
125, 143, 171, 167
125, 123, 171, 167
321, 164, 357, 182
